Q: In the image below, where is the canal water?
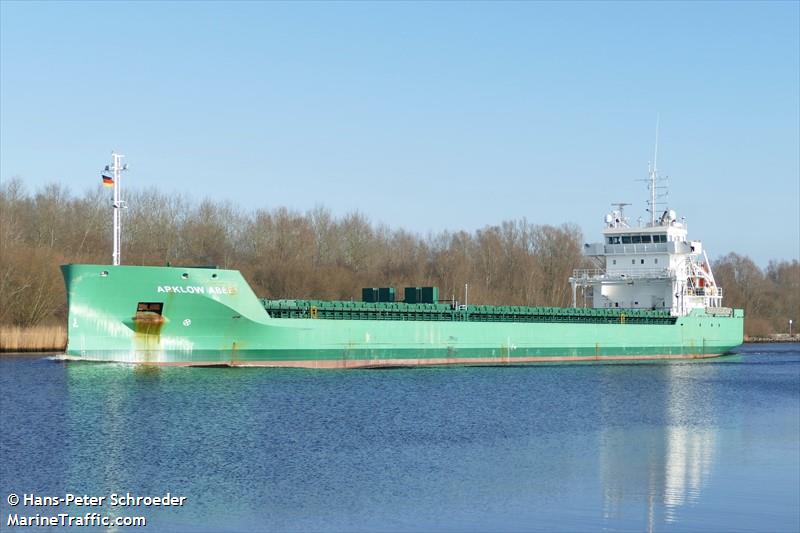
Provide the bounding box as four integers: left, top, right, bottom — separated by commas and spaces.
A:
1, 344, 798, 532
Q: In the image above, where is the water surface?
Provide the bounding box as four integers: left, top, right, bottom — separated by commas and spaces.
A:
1, 344, 798, 532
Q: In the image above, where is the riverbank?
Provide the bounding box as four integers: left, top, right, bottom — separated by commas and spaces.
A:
0, 325, 66, 352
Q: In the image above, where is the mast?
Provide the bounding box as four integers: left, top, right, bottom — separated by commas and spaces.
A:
108, 152, 128, 265
650, 114, 659, 226
645, 114, 667, 227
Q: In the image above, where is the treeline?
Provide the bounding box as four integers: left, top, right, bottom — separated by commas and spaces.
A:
0, 179, 585, 326
1, 179, 797, 337
712, 253, 799, 337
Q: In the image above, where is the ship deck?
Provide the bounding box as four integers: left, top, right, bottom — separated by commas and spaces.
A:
261, 299, 677, 325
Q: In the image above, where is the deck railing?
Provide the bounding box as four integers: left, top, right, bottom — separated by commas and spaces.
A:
571, 268, 674, 281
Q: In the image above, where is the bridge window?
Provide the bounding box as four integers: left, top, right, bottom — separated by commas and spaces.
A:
622, 236, 631, 244
654, 258, 659, 264
632, 235, 641, 243
641, 259, 645, 264
641, 235, 652, 243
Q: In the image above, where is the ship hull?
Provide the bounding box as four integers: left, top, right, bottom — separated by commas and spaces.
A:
61, 265, 744, 367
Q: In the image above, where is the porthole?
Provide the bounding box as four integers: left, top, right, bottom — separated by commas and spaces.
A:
182, 273, 189, 279
212, 273, 218, 279
100, 270, 109, 277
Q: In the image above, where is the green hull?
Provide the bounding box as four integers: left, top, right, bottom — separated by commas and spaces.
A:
61, 264, 744, 367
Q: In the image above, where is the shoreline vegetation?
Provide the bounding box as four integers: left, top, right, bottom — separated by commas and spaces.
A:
1, 325, 65, 352
1, 179, 798, 345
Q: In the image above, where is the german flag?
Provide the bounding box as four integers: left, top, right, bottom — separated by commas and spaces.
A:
102, 175, 114, 187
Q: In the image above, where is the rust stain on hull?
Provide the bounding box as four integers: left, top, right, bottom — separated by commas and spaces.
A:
132, 311, 165, 364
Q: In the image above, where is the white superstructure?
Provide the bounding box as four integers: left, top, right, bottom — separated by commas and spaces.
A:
570, 141, 723, 317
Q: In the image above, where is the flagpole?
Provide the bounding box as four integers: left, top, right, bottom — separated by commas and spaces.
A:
110, 152, 127, 266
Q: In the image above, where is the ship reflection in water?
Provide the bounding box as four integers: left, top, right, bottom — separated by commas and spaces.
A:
2, 346, 796, 532
600, 363, 722, 531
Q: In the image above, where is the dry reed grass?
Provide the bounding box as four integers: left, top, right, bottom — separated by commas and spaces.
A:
0, 325, 66, 352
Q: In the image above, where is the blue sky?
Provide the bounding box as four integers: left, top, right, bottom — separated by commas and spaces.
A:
1, 1, 798, 265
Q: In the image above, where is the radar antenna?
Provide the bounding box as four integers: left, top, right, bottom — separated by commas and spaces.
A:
610, 202, 631, 227
611, 202, 631, 218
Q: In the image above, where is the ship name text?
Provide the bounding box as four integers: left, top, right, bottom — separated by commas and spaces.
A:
156, 285, 236, 295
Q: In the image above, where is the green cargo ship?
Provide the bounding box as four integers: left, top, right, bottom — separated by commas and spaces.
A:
61, 264, 742, 367
60, 153, 743, 366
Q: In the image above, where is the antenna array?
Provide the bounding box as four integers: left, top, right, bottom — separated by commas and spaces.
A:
639, 115, 669, 226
